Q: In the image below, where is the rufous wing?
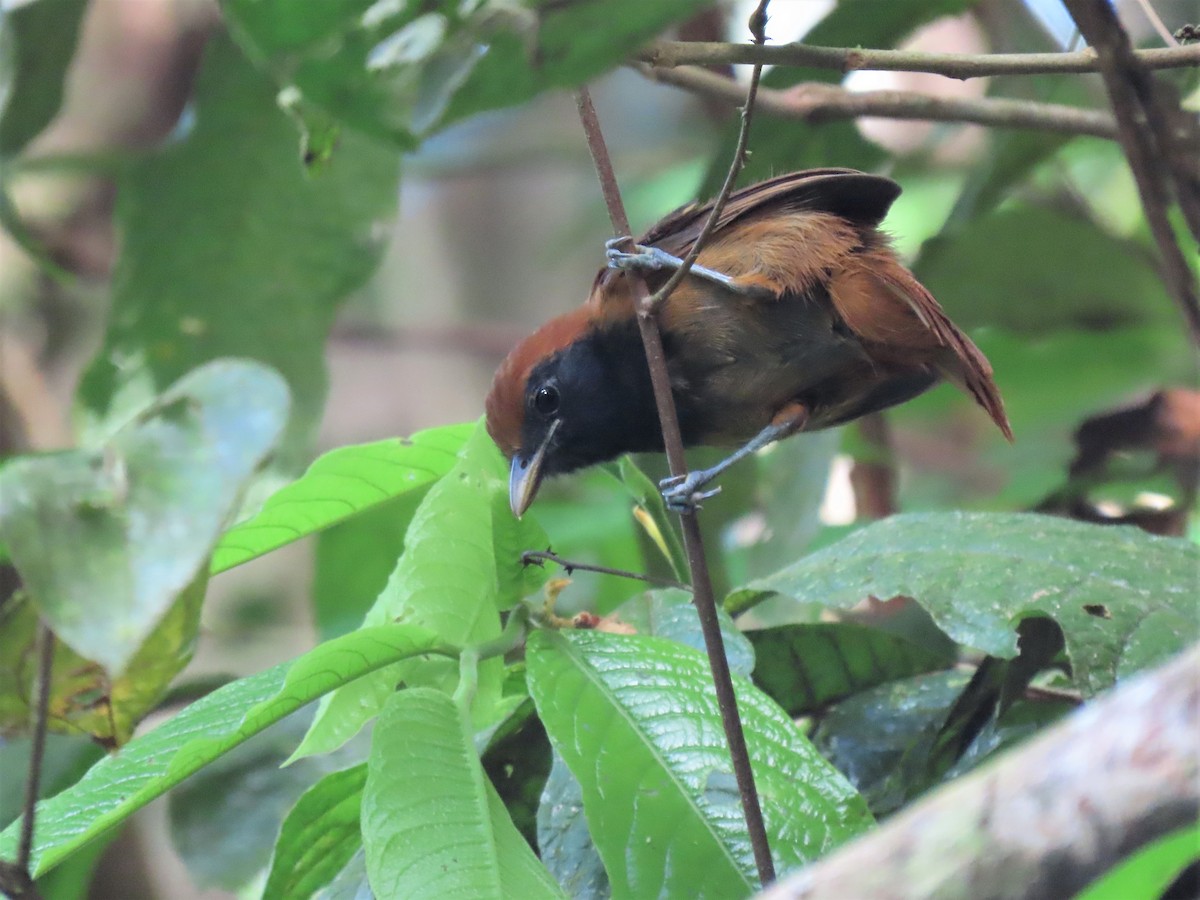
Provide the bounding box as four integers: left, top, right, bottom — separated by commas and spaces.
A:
829, 256, 1014, 441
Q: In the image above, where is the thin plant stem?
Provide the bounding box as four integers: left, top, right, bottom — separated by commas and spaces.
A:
572, 1, 778, 884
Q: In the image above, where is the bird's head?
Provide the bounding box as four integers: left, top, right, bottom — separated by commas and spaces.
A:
486, 306, 658, 517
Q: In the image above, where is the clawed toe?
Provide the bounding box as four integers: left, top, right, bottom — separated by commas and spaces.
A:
659, 472, 721, 513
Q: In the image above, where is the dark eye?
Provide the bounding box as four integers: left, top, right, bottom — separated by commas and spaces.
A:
533, 384, 560, 417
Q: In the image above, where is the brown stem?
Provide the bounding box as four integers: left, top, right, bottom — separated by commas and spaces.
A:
1061, 0, 1200, 344
641, 9, 767, 313
573, 6, 778, 879
642, 39, 1200, 79
759, 644, 1200, 900
521, 550, 690, 591
0, 620, 54, 899
848, 413, 896, 520
636, 63, 1120, 140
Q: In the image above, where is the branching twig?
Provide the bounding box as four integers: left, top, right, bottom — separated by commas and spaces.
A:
636, 63, 1120, 140
642, 5, 768, 311
1062, 0, 1200, 343
642, 39, 1200, 79
521, 550, 690, 591
574, 2, 777, 884
0, 620, 54, 900
758, 644, 1200, 900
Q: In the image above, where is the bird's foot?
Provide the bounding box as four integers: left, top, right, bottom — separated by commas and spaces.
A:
659, 471, 722, 513
605, 238, 743, 291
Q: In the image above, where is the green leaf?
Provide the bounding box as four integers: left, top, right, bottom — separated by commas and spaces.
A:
294, 421, 542, 760
213, 423, 473, 574
0, 574, 209, 745
728, 513, 1200, 696
748, 622, 949, 717
168, 712, 364, 893
0, 623, 450, 877
620, 587, 756, 678
222, 0, 713, 146
0, 359, 289, 675
312, 490, 426, 640
362, 687, 563, 899
527, 630, 873, 895
613, 457, 688, 582
263, 764, 368, 900
536, 752, 610, 900
916, 206, 1179, 332
0, 0, 89, 157
78, 33, 400, 465
811, 670, 971, 815
1074, 822, 1199, 900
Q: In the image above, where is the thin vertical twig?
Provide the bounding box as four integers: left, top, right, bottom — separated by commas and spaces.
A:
573, 2, 777, 883
1062, 0, 1200, 343
642, 1, 770, 312
18, 622, 53, 874
0, 619, 54, 899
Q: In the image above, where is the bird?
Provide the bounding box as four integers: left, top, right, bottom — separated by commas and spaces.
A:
486, 167, 1012, 518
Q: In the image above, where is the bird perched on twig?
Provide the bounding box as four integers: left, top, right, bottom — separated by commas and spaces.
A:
486, 168, 1012, 517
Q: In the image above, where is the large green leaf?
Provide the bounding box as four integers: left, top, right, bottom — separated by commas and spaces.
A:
527, 630, 873, 896
728, 513, 1200, 696
0, 623, 450, 877
749, 622, 950, 717
294, 421, 546, 760
0, 0, 88, 157
78, 33, 400, 465
212, 423, 472, 574
263, 764, 368, 900
222, 0, 712, 146
362, 687, 563, 899
0, 360, 288, 675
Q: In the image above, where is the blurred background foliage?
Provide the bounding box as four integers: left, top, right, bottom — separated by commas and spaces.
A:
0, 0, 1197, 896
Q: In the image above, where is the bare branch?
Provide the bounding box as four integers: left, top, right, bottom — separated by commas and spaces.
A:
521, 550, 690, 591
1063, 0, 1200, 343
635, 63, 1120, 140
758, 644, 1200, 900
642, 39, 1200, 80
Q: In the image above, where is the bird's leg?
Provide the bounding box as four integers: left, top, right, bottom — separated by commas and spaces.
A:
605, 237, 770, 298
660, 404, 810, 513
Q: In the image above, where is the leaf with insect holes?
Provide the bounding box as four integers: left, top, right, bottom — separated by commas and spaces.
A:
728, 512, 1199, 696
0, 360, 288, 676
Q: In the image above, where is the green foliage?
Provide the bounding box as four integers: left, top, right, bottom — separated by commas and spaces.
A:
0, 0, 88, 157
1, 361, 288, 675
213, 423, 473, 574
362, 687, 563, 898
0, 623, 450, 875
222, 0, 713, 146
729, 512, 1199, 696
527, 630, 874, 894
77, 34, 400, 465
749, 622, 950, 716
1, 2, 1196, 897
1074, 823, 1199, 900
